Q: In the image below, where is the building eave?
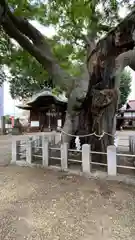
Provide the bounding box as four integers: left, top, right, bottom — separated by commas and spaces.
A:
27, 88, 68, 105
16, 105, 32, 110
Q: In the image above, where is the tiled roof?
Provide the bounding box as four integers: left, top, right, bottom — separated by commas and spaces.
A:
27, 88, 67, 105
16, 88, 67, 110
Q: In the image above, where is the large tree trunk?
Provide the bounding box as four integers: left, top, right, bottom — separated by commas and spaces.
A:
63, 59, 118, 160
62, 11, 135, 161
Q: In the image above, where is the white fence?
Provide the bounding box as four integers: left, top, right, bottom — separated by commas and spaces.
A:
11, 134, 135, 177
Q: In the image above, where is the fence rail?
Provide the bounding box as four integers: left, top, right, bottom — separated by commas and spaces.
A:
11, 134, 135, 177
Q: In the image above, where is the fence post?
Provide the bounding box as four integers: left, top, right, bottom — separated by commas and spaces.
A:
42, 137, 49, 167
114, 132, 118, 148
129, 136, 132, 153
61, 143, 68, 170
129, 136, 135, 154
26, 138, 32, 164
133, 136, 135, 154
11, 139, 19, 163
51, 132, 55, 145
129, 136, 133, 153
82, 144, 91, 174
107, 145, 117, 176
132, 136, 135, 154
16, 141, 21, 161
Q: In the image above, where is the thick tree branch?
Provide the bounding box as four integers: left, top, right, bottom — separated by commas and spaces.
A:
0, 0, 6, 24
8, 10, 46, 46
1, 5, 73, 91
2, 16, 51, 68
114, 48, 135, 89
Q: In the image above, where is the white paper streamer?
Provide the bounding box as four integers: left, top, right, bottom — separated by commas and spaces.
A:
75, 136, 81, 150
114, 133, 118, 147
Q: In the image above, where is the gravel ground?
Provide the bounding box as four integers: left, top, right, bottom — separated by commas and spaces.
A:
0, 166, 135, 239
0, 135, 12, 166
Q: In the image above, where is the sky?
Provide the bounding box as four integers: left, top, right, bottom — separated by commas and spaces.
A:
2, 5, 135, 117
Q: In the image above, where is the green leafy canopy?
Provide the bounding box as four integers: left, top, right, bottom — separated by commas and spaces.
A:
119, 70, 131, 108
0, 0, 134, 98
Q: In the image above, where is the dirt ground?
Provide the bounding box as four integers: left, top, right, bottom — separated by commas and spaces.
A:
0, 132, 135, 239
0, 135, 12, 166
0, 165, 135, 240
